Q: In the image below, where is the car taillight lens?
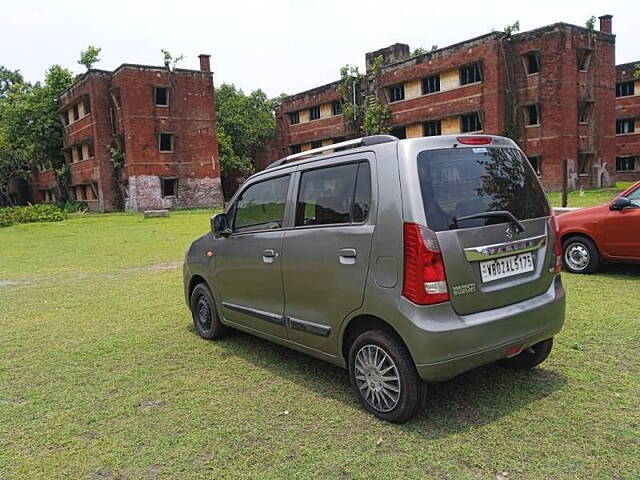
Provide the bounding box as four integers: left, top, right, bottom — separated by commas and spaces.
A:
549, 215, 562, 275
403, 223, 449, 305
456, 136, 493, 145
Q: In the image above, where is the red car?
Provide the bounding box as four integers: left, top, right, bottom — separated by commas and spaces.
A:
557, 181, 640, 273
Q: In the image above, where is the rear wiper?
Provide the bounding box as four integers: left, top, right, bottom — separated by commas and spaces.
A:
453, 210, 525, 233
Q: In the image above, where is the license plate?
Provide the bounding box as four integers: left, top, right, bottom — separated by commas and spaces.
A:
480, 252, 534, 283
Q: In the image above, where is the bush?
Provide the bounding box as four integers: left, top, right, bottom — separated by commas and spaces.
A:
59, 200, 88, 214
0, 204, 65, 227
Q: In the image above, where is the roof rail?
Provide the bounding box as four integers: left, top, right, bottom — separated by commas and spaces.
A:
266, 135, 398, 170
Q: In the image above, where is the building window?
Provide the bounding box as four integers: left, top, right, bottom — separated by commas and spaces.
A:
524, 52, 540, 74
390, 125, 406, 139
159, 133, 174, 152
616, 81, 635, 97
85, 184, 97, 201
461, 112, 482, 133
74, 184, 89, 201
289, 111, 300, 125
422, 75, 440, 95
528, 156, 542, 176
423, 120, 441, 137
290, 144, 301, 154
309, 106, 321, 121
577, 49, 593, 71
578, 102, 593, 124
161, 178, 178, 197
311, 140, 322, 149
616, 156, 638, 172
332, 101, 342, 116
459, 63, 482, 85
111, 88, 121, 109
616, 119, 635, 135
332, 137, 347, 152
71, 145, 81, 162
524, 104, 540, 126
110, 107, 117, 134
389, 84, 405, 102
72, 104, 80, 121
154, 87, 169, 106
577, 153, 592, 176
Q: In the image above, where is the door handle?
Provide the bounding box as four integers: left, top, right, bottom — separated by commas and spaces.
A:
339, 248, 357, 265
263, 249, 278, 264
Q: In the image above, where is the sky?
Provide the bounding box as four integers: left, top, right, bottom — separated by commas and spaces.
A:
2, 0, 638, 98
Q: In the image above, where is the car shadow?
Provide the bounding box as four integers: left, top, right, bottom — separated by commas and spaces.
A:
186, 324, 567, 438
596, 262, 640, 278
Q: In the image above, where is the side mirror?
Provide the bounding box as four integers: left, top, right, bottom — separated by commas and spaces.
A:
211, 213, 232, 236
610, 196, 631, 211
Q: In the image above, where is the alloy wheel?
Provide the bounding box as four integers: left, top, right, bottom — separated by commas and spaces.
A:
354, 344, 401, 412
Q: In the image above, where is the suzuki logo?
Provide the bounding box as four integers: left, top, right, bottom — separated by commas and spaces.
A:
505, 226, 514, 240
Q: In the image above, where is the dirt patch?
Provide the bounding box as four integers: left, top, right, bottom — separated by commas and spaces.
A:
0, 279, 31, 288
138, 399, 166, 412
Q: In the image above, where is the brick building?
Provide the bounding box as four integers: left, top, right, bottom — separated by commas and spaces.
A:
274, 15, 637, 190
615, 61, 640, 179
30, 55, 223, 211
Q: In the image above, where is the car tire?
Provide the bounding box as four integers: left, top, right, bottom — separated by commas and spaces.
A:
190, 283, 227, 340
562, 236, 600, 274
348, 329, 426, 423
498, 338, 553, 370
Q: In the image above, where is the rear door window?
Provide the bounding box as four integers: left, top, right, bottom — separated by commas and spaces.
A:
295, 162, 371, 226
233, 175, 290, 233
417, 148, 549, 231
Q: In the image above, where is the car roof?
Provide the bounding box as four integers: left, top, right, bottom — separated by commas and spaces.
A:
250, 134, 519, 182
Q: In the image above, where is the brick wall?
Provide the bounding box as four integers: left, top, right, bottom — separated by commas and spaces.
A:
273, 19, 628, 191
29, 61, 223, 212
615, 62, 640, 182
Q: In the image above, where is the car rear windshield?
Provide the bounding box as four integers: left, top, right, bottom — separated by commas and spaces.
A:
417, 147, 549, 231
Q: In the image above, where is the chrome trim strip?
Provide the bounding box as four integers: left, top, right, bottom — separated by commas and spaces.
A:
222, 302, 284, 326
287, 316, 332, 337
464, 234, 547, 261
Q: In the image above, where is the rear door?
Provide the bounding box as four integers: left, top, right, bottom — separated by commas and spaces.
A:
281, 155, 375, 355
414, 145, 555, 315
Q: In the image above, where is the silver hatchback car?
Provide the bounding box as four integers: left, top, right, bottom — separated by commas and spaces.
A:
184, 134, 565, 423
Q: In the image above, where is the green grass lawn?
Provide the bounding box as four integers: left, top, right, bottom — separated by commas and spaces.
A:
546, 182, 634, 208
1, 211, 639, 479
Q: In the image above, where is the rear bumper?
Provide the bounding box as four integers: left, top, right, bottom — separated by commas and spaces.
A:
399, 277, 565, 381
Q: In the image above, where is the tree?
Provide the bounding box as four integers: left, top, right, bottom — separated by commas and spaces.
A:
0, 66, 23, 98
0, 130, 31, 205
160, 49, 184, 70
78, 46, 101, 70
215, 83, 277, 175
586, 16, 597, 30
338, 56, 390, 136
0, 65, 74, 203
503, 21, 520, 38
635, 64, 640, 79
338, 64, 365, 135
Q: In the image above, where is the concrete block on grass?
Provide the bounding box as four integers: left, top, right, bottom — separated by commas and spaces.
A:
143, 209, 170, 218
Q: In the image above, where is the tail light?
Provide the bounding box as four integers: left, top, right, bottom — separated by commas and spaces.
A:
549, 215, 562, 275
456, 136, 493, 145
403, 223, 449, 305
